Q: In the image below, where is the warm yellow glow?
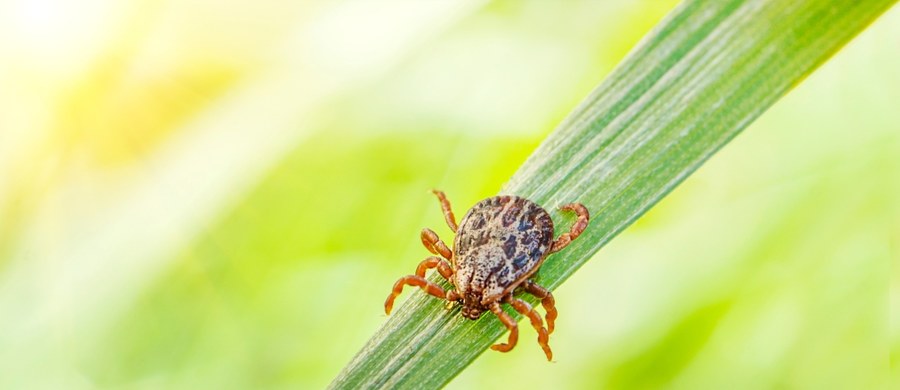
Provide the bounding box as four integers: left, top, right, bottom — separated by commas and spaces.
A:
0, 0, 896, 388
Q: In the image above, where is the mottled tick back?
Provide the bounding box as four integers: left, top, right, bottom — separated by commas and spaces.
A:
384, 190, 589, 361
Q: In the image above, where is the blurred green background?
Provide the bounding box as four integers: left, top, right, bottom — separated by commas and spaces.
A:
0, 1, 897, 388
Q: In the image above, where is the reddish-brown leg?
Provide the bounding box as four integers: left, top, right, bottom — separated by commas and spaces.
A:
384, 275, 447, 315
431, 189, 458, 233
507, 296, 552, 361
550, 203, 590, 253
522, 280, 558, 334
421, 228, 453, 260
415, 256, 454, 281
489, 302, 518, 353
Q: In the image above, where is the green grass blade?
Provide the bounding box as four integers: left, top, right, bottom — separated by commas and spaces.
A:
330, 0, 897, 388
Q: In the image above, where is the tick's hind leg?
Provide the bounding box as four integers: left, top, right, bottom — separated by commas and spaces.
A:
489, 302, 518, 353
421, 228, 453, 260
522, 280, 558, 334
431, 190, 458, 232
384, 275, 448, 315
507, 296, 552, 361
550, 203, 590, 253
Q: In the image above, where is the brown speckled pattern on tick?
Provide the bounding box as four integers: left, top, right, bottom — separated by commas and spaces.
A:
453, 196, 554, 305
383, 190, 589, 361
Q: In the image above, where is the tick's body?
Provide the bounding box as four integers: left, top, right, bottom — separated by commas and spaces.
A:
384, 191, 589, 361
453, 196, 554, 319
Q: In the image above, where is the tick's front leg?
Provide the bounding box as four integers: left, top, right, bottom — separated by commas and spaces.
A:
421, 228, 453, 260
506, 296, 552, 361
431, 190, 458, 233
550, 203, 590, 253
384, 275, 447, 315
489, 302, 519, 353
522, 280, 558, 334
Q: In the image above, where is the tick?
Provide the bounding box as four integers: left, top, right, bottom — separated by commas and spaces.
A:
384, 190, 589, 361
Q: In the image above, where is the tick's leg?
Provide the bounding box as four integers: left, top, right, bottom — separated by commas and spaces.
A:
415, 256, 454, 281
522, 280, 558, 334
431, 189, 458, 233
489, 302, 519, 353
550, 203, 590, 253
384, 275, 447, 315
446, 289, 461, 304
421, 228, 453, 260
507, 296, 552, 361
